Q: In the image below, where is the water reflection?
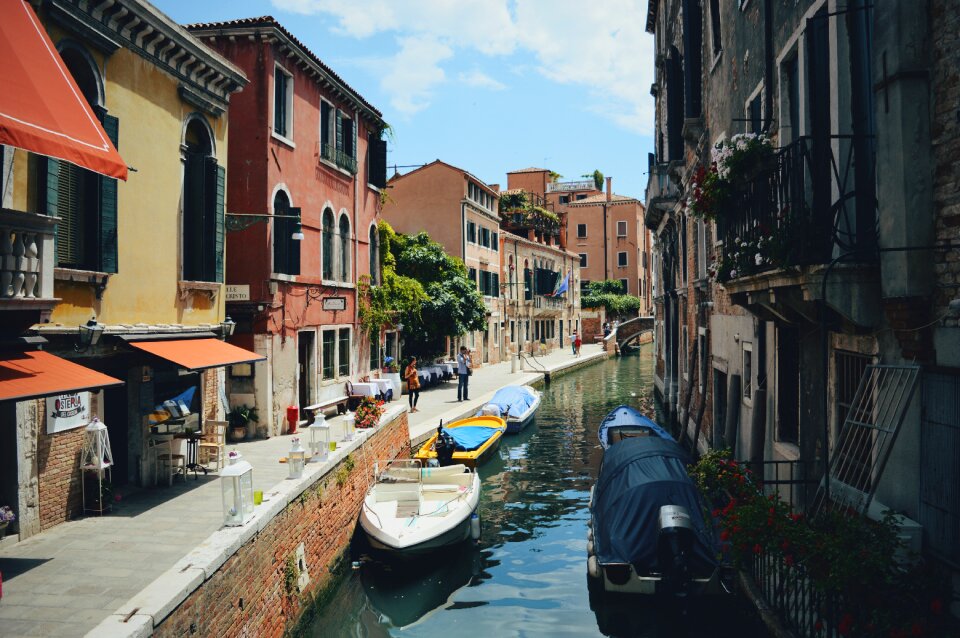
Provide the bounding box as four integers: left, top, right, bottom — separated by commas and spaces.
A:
311, 347, 766, 637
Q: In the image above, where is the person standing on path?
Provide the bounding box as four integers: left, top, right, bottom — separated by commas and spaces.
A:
575, 332, 582, 357
457, 347, 472, 401
570, 330, 578, 355
404, 357, 421, 412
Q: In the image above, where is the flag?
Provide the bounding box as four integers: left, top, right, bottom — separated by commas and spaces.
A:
551, 271, 570, 297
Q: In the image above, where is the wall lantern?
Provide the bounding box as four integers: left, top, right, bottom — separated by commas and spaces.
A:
291, 218, 305, 241
221, 451, 254, 527
77, 316, 104, 349
288, 437, 306, 479
225, 210, 304, 241
308, 416, 329, 463
220, 316, 236, 338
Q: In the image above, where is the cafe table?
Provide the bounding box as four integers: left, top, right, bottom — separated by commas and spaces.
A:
174, 429, 206, 479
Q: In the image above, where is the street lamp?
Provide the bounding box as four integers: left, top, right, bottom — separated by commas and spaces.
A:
77, 316, 104, 350
220, 316, 236, 338
225, 210, 304, 241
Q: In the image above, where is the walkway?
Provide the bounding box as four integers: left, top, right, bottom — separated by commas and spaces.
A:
0, 345, 605, 637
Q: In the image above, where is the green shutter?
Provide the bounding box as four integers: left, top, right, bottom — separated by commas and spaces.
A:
352, 114, 358, 163
289, 207, 301, 276
98, 114, 119, 273
44, 158, 60, 263
214, 164, 225, 283
335, 109, 343, 152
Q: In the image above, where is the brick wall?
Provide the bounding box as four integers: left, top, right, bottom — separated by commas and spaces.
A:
154, 411, 410, 638
203, 368, 219, 420
931, 0, 960, 328
36, 401, 85, 530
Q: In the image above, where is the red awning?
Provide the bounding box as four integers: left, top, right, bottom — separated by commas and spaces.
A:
0, 1, 127, 180
0, 350, 123, 402
129, 338, 265, 371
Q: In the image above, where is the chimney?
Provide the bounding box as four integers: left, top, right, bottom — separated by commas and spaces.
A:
490, 183, 500, 193
606, 176, 612, 202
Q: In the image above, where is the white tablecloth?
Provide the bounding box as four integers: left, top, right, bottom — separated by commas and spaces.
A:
370, 379, 393, 395
351, 382, 378, 397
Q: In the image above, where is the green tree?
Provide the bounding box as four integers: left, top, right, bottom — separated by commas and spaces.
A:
581, 279, 643, 318
582, 169, 604, 191
380, 225, 487, 358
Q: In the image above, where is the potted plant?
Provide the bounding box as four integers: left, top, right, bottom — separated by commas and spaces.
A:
228, 405, 258, 442
0, 506, 15, 539
354, 396, 385, 429
382, 356, 402, 398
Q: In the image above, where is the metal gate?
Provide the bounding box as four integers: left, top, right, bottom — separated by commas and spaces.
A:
920, 371, 960, 566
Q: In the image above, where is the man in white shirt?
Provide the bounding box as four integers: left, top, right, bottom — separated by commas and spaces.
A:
457, 346, 472, 401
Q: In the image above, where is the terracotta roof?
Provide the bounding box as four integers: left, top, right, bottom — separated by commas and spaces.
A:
389, 160, 500, 198
566, 193, 641, 206
186, 16, 383, 121
507, 167, 549, 174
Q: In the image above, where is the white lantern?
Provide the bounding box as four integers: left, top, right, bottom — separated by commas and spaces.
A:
343, 411, 356, 441
221, 452, 254, 527
80, 418, 113, 470
288, 437, 306, 479
308, 417, 329, 462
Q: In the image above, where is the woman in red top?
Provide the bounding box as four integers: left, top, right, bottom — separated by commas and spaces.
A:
574, 332, 582, 356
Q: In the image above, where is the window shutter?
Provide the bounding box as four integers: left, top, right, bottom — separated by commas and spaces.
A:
98, 114, 119, 273
214, 164, 225, 283
351, 114, 358, 161
335, 109, 343, 152
369, 137, 387, 188
42, 158, 60, 262
321, 102, 331, 148
289, 207, 301, 276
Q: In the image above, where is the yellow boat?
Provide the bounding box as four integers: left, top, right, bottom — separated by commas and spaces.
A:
414, 416, 506, 469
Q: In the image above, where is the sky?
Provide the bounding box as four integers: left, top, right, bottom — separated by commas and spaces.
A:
155, 0, 656, 200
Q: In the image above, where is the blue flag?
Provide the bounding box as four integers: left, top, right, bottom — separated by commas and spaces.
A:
552, 271, 570, 297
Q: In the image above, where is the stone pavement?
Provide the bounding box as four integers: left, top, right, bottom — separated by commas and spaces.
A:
0, 344, 605, 637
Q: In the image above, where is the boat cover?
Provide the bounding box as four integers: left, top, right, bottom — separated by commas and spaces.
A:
443, 426, 500, 451
598, 405, 672, 448
591, 437, 717, 574
479, 385, 537, 419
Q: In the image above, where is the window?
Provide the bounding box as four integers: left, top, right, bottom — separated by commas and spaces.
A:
580, 280, 590, 295
367, 134, 388, 189
370, 332, 381, 371
468, 267, 477, 289
480, 227, 490, 248
273, 64, 293, 140
681, 325, 689, 378
491, 231, 499, 251
320, 101, 356, 173
42, 45, 118, 273
617, 220, 628, 237
182, 117, 224, 282
576, 194, 588, 201
510, 320, 515, 343
338, 328, 351, 377
682, 0, 703, 118
696, 219, 707, 280
747, 93, 762, 135
369, 225, 380, 285
577, 223, 587, 238
742, 341, 753, 402
322, 330, 336, 379
617, 251, 628, 267
666, 47, 684, 162
783, 55, 801, 142
467, 221, 476, 243
709, 0, 722, 57
322, 209, 334, 280
639, 279, 644, 296
339, 214, 351, 281
320, 101, 333, 155
619, 278, 628, 294
642, 251, 648, 268
698, 329, 707, 393
272, 191, 300, 276
560, 195, 570, 204
579, 253, 588, 268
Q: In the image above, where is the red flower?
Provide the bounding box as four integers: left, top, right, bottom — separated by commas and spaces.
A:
711, 508, 721, 517
752, 544, 762, 555
720, 530, 730, 541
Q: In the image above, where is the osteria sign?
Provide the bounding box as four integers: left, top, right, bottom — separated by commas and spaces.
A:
46, 392, 91, 434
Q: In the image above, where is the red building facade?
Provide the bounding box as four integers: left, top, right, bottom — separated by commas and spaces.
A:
189, 18, 388, 435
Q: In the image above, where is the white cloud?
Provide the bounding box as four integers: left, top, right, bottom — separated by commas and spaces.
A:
458, 70, 506, 91
271, 0, 655, 133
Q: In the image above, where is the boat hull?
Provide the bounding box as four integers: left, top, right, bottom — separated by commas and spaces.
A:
504, 392, 541, 434
362, 505, 477, 555
414, 415, 506, 468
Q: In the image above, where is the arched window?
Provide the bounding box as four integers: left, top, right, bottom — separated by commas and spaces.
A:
43, 43, 119, 272
272, 190, 299, 275
339, 213, 351, 281
183, 116, 224, 282
368, 224, 380, 285
322, 208, 334, 280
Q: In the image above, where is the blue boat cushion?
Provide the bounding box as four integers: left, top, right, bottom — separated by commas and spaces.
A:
591, 437, 718, 575
598, 405, 672, 448
480, 386, 537, 419
442, 426, 499, 451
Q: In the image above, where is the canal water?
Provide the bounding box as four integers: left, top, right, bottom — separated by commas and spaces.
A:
309, 346, 769, 637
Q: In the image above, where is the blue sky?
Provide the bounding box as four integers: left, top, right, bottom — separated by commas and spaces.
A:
156, 0, 655, 199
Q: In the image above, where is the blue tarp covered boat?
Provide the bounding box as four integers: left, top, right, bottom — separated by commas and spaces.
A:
587, 437, 721, 596
598, 405, 672, 450
478, 385, 541, 433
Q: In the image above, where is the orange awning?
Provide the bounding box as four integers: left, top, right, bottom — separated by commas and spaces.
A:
0, 350, 123, 402
0, 1, 127, 180
129, 339, 265, 371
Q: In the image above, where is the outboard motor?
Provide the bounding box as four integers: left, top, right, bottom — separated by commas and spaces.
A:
656, 505, 695, 596
435, 424, 456, 467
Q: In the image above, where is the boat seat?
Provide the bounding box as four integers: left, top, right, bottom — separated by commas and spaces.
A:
421, 483, 463, 493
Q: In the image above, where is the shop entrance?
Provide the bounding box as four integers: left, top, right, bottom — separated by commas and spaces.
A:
104, 386, 129, 485
298, 331, 315, 414
0, 402, 19, 537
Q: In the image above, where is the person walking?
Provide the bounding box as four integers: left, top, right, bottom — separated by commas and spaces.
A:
404, 357, 421, 413
574, 331, 582, 357
457, 346, 472, 401
570, 330, 578, 355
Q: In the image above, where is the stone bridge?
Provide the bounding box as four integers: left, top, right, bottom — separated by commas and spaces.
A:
608, 315, 655, 350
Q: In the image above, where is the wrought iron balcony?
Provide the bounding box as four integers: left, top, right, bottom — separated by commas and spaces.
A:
320, 143, 358, 175
717, 135, 877, 280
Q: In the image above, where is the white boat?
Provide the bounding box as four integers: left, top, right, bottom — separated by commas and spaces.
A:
360, 460, 481, 555
480, 385, 542, 433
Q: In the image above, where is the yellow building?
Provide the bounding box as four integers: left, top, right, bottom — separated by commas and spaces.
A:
0, 0, 252, 538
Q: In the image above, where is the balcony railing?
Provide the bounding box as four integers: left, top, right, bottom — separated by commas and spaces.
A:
0, 209, 56, 302
321, 143, 358, 174
645, 161, 678, 207
500, 191, 562, 236
718, 135, 877, 277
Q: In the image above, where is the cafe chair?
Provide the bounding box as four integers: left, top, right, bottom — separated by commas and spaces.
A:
345, 380, 363, 411
198, 419, 228, 471
150, 434, 185, 486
